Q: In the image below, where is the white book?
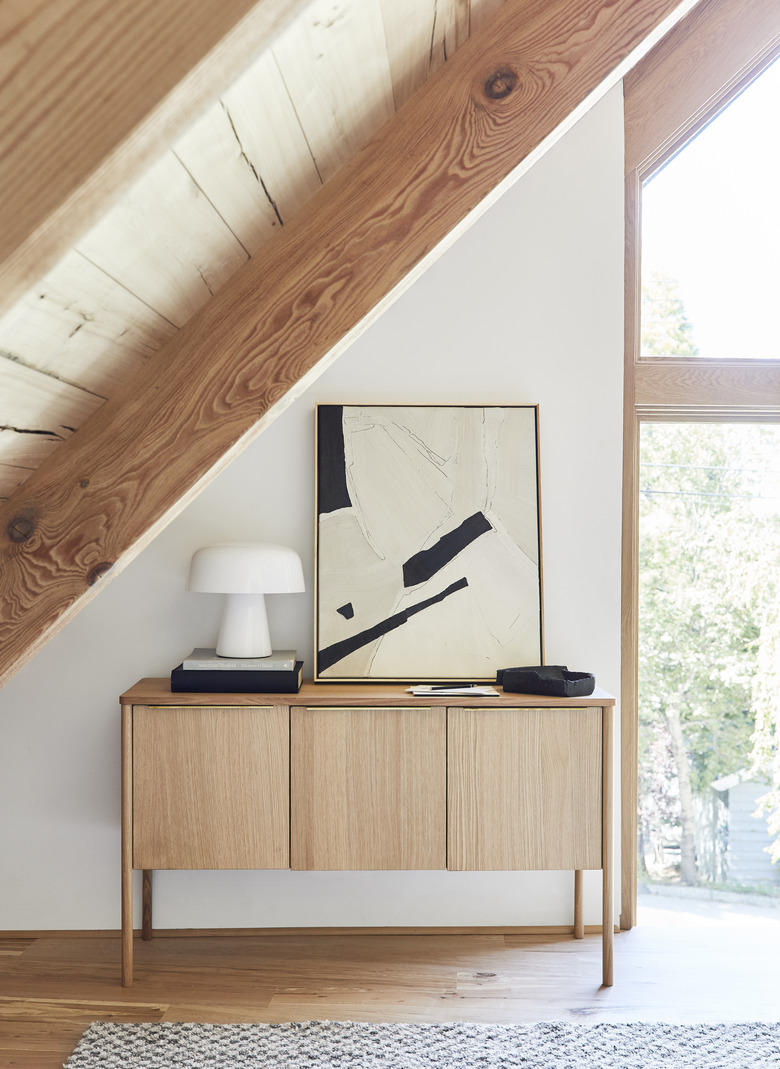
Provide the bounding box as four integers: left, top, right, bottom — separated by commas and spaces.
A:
181, 648, 297, 671
406, 684, 499, 697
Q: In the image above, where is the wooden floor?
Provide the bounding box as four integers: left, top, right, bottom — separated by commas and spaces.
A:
3, 896, 780, 1068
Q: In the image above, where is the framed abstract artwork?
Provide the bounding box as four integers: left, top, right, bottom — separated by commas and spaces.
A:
315, 404, 543, 682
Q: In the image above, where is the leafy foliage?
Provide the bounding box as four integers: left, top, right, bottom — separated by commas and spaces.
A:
638, 423, 766, 882
745, 513, 780, 864
641, 268, 700, 358
638, 277, 780, 885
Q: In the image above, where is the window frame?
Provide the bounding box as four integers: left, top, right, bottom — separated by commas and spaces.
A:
621, 0, 780, 929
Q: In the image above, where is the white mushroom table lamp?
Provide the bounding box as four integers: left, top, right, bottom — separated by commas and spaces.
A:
188, 541, 305, 658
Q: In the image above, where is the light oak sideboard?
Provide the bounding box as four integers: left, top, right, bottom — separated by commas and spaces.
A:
120, 679, 615, 987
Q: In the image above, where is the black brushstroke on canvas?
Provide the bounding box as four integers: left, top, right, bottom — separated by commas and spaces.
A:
402, 511, 492, 587
317, 577, 469, 674
317, 405, 351, 514
337, 602, 355, 620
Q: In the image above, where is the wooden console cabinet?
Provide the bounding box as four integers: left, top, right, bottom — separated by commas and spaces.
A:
121, 680, 615, 987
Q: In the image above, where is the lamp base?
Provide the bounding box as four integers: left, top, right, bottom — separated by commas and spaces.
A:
216, 593, 272, 658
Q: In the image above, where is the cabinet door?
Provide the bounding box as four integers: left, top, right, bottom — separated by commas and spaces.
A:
133, 705, 289, 869
448, 707, 602, 871
291, 707, 446, 870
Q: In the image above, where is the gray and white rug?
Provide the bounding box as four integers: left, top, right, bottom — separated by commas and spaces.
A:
64, 1020, 780, 1068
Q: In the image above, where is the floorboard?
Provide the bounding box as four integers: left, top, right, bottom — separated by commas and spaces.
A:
1, 896, 779, 1067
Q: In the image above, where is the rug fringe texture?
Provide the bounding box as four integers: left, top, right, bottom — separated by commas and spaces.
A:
64, 1020, 780, 1068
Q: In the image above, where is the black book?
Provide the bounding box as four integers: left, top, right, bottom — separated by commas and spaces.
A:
171, 661, 303, 693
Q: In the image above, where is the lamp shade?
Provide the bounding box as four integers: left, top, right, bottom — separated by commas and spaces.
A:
188, 541, 305, 594
188, 541, 305, 658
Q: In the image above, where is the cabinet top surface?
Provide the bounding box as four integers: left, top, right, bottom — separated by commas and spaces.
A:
120, 679, 616, 707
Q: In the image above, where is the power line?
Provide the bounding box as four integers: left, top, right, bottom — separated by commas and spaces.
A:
640, 488, 779, 501
642, 462, 780, 475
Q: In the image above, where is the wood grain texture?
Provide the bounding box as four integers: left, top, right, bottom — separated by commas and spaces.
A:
602, 705, 614, 986
172, 98, 283, 260
635, 360, 780, 409
470, 0, 507, 34
620, 170, 641, 932
624, 0, 780, 174
0, 431, 63, 478
121, 689, 613, 982
120, 679, 616, 708
447, 707, 603, 871
290, 707, 446, 870
0, 251, 177, 398
0, 0, 311, 315
104, 924, 599, 937
132, 705, 289, 870
0, 0, 695, 688
75, 153, 249, 329
381, 0, 470, 110
272, 0, 396, 184
121, 704, 133, 988
573, 870, 584, 939
0, 462, 34, 502
0, 358, 104, 433
141, 872, 153, 942
0, 357, 103, 499
173, 50, 323, 254
6, 919, 780, 1067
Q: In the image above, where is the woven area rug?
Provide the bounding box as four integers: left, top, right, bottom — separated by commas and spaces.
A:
64, 1020, 780, 1068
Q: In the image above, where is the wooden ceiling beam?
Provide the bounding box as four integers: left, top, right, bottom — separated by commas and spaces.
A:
0, 0, 696, 688
625, 0, 780, 174
0, 0, 310, 317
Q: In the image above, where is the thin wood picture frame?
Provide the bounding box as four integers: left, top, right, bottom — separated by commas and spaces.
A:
314, 403, 544, 682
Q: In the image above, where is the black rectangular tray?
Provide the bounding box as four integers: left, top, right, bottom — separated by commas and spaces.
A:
497, 665, 595, 697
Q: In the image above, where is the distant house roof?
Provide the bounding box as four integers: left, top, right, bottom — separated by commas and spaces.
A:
711, 769, 769, 793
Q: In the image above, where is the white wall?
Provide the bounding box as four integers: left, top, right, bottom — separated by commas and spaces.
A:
0, 85, 625, 931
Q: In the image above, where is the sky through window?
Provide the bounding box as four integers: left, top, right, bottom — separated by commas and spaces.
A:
641, 57, 780, 360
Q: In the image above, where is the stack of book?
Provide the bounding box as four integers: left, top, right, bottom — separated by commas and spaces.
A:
170, 648, 303, 693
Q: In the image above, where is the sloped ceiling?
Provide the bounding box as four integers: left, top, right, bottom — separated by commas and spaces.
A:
0, 0, 696, 687
0, 0, 504, 498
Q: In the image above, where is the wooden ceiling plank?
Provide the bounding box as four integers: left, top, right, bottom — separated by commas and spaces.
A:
173, 103, 284, 256
272, 0, 396, 183
75, 154, 249, 329
0, 0, 312, 319
434, 0, 472, 69
0, 432, 64, 498
0, 359, 104, 435
221, 52, 326, 223
0, 252, 177, 398
379, 0, 433, 111
174, 50, 323, 254
0, 463, 36, 503
380, 0, 467, 112
0, 0, 697, 686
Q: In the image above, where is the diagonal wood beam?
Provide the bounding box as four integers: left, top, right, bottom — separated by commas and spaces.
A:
0, 0, 310, 317
0, 0, 697, 688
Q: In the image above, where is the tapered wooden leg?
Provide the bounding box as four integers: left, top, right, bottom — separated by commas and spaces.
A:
121, 704, 133, 987
602, 705, 614, 987
142, 870, 153, 940
573, 870, 584, 939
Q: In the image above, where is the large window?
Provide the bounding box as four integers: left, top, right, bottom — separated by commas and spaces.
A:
622, 0, 780, 929
638, 421, 780, 891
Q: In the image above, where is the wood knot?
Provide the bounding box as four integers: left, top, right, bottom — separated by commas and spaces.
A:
484, 67, 518, 100
7, 514, 36, 543
87, 561, 114, 586
80, 479, 90, 489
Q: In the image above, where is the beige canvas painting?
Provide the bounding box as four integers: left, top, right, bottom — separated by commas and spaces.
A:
315, 404, 543, 682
